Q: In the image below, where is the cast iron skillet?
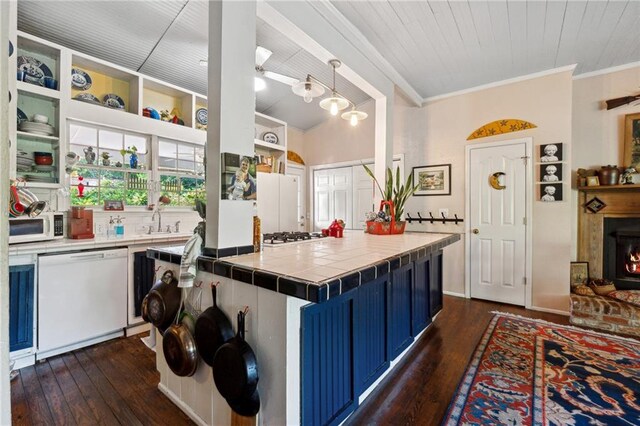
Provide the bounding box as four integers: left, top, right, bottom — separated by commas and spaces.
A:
194, 284, 234, 366
212, 310, 259, 401
227, 387, 260, 417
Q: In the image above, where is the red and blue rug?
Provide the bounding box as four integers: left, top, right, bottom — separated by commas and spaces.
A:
443, 312, 640, 425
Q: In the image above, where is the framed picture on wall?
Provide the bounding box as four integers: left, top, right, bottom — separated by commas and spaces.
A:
570, 262, 589, 288
624, 113, 640, 168
412, 164, 451, 196
220, 153, 257, 201
540, 183, 563, 202
539, 143, 563, 162
539, 163, 563, 182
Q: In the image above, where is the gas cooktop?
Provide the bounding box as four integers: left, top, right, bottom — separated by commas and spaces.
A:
263, 231, 327, 245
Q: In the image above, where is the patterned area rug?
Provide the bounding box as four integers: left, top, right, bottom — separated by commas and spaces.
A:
443, 312, 640, 425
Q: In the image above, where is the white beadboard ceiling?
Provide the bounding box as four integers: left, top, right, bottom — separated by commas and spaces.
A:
17, 1, 370, 130
331, 0, 640, 98
18, 1, 640, 126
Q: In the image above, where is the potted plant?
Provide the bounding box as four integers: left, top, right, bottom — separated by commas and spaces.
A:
101, 152, 111, 167
362, 164, 419, 235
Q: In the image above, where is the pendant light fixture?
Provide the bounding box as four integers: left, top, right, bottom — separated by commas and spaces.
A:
318, 60, 349, 115
290, 58, 369, 126
292, 76, 325, 103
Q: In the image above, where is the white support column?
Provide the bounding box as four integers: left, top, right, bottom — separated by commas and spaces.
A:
205, 1, 257, 250
0, 1, 13, 422
374, 94, 394, 191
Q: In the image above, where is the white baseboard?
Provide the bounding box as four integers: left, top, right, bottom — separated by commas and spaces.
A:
443, 290, 466, 298
529, 305, 570, 316
158, 383, 208, 426
125, 322, 150, 337
36, 330, 124, 361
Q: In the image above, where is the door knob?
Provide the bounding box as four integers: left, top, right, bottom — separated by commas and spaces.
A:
472, 229, 479, 234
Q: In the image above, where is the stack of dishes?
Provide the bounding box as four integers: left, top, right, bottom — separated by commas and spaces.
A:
23, 174, 57, 184
16, 150, 34, 173
19, 121, 55, 136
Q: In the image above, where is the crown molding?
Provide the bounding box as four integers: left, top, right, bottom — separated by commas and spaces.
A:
422, 64, 577, 104
573, 61, 640, 80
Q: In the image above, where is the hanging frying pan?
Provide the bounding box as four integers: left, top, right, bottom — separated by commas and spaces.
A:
227, 387, 260, 417
212, 309, 259, 401
162, 298, 199, 377
143, 270, 181, 332
194, 284, 234, 366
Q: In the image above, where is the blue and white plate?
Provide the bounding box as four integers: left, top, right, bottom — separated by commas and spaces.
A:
17, 56, 53, 86
196, 108, 208, 125
103, 94, 125, 110
17, 108, 27, 125
71, 68, 92, 90
74, 93, 101, 105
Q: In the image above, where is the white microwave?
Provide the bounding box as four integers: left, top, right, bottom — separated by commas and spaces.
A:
9, 212, 64, 244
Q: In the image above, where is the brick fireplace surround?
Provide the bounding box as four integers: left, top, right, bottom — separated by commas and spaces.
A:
573, 185, 640, 337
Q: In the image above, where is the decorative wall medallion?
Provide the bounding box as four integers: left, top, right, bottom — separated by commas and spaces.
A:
585, 197, 606, 213
489, 172, 506, 190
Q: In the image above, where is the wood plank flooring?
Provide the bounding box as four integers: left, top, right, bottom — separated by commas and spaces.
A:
11, 296, 569, 425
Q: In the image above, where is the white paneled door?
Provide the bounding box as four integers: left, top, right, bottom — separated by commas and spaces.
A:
469, 142, 527, 306
313, 167, 352, 231
287, 164, 307, 231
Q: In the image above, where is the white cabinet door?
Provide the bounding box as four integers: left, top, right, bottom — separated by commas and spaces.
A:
287, 164, 307, 231
257, 172, 280, 234
313, 167, 352, 231
279, 175, 298, 231
352, 166, 374, 230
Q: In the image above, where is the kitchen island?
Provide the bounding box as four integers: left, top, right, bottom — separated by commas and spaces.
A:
149, 231, 460, 426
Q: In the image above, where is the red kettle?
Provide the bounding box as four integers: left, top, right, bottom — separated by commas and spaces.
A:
322, 219, 344, 238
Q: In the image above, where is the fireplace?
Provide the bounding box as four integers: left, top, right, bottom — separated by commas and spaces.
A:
603, 218, 640, 289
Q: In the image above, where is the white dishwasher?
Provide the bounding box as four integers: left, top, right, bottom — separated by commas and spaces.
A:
38, 248, 128, 359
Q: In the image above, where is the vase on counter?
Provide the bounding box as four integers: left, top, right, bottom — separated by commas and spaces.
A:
83, 146, 96, 164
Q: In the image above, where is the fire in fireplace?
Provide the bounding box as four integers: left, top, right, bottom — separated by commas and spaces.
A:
604, 219, 640, 289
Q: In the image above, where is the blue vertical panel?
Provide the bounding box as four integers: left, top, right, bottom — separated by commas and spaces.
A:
412, 257, 432, 335
354, 274, 389, 394
9, 264, 35, 352
430, 251, 444, 317
388, 263, 414, 360
301, 289, 356, 426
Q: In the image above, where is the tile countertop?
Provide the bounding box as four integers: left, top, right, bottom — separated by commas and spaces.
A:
197, 231, 461, 303
9, 232, 193, 256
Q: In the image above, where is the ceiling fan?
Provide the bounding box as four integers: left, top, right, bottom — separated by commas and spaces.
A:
255, 46, 299, 90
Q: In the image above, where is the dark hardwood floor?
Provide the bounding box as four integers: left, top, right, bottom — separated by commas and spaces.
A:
11, 333, 195, 426
11, 296, 569, 425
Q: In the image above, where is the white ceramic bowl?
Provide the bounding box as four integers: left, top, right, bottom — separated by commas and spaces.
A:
32, 114, 49, 124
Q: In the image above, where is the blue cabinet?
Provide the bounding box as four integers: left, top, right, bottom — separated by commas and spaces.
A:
301, 289, 357, 426
430, 250, 444, 317
388, 262, 414, 360
412, 256, 432, 335
354, 274, 389, 394
9, 264, 35, 352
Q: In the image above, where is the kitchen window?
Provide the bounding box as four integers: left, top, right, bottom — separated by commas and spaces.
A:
158, 139, 205, 207
69, 122, 150, 207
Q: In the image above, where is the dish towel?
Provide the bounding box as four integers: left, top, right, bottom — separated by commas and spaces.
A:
178, 232, 203, 288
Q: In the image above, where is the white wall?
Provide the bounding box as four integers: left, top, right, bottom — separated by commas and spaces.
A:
571, 64, 640, 259
299, 71, 575, 313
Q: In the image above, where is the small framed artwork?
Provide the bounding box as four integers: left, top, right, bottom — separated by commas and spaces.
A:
570, 262, 589, 288
539, 143, 563, 162
624, 113, 640, 168
585, 197, 606, 213
221, 153, 257, 201
539, 163, 563, 182
540, 183, 563, 202
413, 164, 451, 196
586, 176, 600, 187
103, 200, 124, 211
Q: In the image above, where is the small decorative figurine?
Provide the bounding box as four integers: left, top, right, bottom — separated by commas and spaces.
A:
83, 146, 96, 164
622, 167, 636, 185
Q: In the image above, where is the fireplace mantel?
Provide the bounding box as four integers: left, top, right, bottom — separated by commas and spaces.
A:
578, 185, 640, 279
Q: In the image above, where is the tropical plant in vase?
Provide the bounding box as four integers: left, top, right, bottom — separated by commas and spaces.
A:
362, 164, 419, 233
119, 145, 139, 169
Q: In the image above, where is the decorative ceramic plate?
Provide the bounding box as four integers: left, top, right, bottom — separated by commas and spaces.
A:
74, 93, 101, 105
17, 55, 53, 86
9, 41, 13, 57
262, 131, 278, 144
71, 68, 92, 90
103, 94, 125, 109
17, 108, 27, 125
196, 108, 208, 125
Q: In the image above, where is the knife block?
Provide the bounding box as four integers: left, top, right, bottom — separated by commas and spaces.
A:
68, 207, 95, 239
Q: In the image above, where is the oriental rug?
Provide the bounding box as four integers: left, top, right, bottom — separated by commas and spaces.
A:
442, 312, 640, 426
